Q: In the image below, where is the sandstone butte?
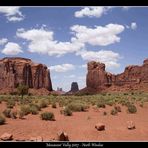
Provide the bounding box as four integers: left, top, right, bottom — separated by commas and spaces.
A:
0, 57, 52, 95
83, 58, 148, 93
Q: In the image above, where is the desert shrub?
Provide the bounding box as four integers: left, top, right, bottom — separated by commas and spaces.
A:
29, 106, 39, 115
29, 103, 41, 111
114, 106, 121, 112
67, 102, 89, 112
101, 93, 107, 96
97, 101, 106, 108
63, 107, 72, 116
17, 84, 29, 99
106, 101, 114, 106
7, 100, 15, 108
52, 102, 57, 108
103, 111, 107, 116
3, 109, 11, 118
20, 105, 30, 115
18, 110, 25, 119
124, 93, 128, 95
110, 109, 118, 115
10, 111, 17, 119
127, 104, 137, 114
121, 101, 131, 107
0, 115, 5, 125
40, 112, 55, 121
38, 99, 48, 108
59, 101, 64, 107
10, 91, 17, 95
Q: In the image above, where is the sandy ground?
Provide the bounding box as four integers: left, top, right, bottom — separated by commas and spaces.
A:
0, 102, 148, 141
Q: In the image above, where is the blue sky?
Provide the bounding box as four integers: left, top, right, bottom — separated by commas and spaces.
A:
0, 7, 148, 91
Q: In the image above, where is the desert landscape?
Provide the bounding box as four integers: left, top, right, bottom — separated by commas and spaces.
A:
0, 57, 147, 141
0, 6, 148, 142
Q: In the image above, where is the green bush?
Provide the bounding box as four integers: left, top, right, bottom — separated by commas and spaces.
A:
29, 106, 39, 115
67, 102, 89, 112
38, 99, 48, 108
52, 102, 57, 108
40, 112, 55, 121
29, 103, 41, 111
59, 101, 64, 107
18, 110, 25, 119
97, 101, 106, 108
127, 104, 137, 114
3, 109, 11, 118
20, 105, 30, 115
106, 101, 114, 106
7, 100, 15, 108
0, 115, 6, 125
110, 109, 118, 115
63, 107, 72, 116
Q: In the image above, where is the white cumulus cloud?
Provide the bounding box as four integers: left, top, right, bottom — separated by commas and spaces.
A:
74, 7, 109, 18
131, 22, 137, 30
77, 50, 121, 69
0, 38, 8, 45
49, 64, 75, 72
71, 24, 125, 46
1, 42, 23, 55
16, 28, 84, 57
0, 7, 24, 22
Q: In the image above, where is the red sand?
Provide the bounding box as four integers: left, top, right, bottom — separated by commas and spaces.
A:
0, 102, 148, 141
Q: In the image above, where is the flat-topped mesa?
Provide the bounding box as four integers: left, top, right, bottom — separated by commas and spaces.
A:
86, 58, 148, 92
0, 57, 52, 93
0, 57, 32, 63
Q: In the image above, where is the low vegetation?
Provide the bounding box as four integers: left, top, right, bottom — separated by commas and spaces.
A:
7, 100, 15, 108
127, 104, 137, 114
0, 91, 147, 121
3, 109, 11, 118
0, 114, 6, 125
51, 102, 57, 108
110, 109, 118, 115
20, 105, 31, 116
40, 112, 55, 121
67, 102, 89, 112
63, 107, 73, 116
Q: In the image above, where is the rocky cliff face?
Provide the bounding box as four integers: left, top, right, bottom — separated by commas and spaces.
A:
86, 59, 148, 92
0, 57, 52, 93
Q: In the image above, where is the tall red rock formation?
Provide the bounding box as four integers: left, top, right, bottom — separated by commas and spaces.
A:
0, 57, 52, 93
86, 59, 148, 92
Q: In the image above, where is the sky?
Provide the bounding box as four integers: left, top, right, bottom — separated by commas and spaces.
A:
0, 6, 148, 91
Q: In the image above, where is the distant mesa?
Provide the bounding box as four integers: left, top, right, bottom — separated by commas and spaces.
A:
78, 58, 148, 94
66, 82, 79, 94
70, 82, 79, 92
0, 57, 52, 95
57, 87, 63, 92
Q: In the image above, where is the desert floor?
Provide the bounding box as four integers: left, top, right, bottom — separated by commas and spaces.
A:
0, 101, 148, 141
